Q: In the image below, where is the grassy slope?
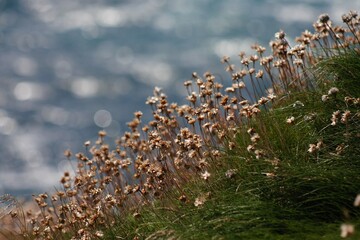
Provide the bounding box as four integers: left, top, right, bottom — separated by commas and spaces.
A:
103, 51, 360, 239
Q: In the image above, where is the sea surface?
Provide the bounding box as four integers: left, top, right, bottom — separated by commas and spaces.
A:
0, 0, 358, 198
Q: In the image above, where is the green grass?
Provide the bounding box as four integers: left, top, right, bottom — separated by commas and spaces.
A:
101, 51, 360, 239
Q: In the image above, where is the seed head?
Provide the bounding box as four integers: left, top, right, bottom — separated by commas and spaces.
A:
286, 116, 295, 125
64, 149, 72, 158
194, 195, 206, 207
201, 171, 211, 181
95, 231, 104, 237
225, 169, 238, 179
221, 56, 230, 63
308, 144, 317, 154
84, 140, 91, 147
354, 194, 360, 207
342, 13, 352, 23
318, 13, 330, 24
328, 87, 339, 96
255, 70, 264, 78
321, 95, 329, 102
275, 30, 286, 40
340, 223, 354, 238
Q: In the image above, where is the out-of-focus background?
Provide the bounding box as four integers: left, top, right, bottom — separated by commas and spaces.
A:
0, 0, 359, 197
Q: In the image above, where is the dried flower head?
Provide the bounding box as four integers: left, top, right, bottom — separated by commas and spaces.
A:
321, 95, 329, 102
308, 144, 317, 154
275, 30, 286, 40
341, 110, 351, 124
318, 13, 330, 24
340, 223, 354, 238
201, 171, 211, 181
225, 169, 238, 179
342, 13, 352, 23
64, 149, 72, 158
354, 194, 360, 207
328, 87, 339, 96
95, 231, 104, 237
194, 193, 211, 207
84, 140, 91, 147
286, 116, 295, 125
331, 110, 341, 126
194, 196, 206, 207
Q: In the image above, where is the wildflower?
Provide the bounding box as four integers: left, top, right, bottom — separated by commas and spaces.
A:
354, 194, 360, 207
145, 96, 158, 105
221, 56, 230, 63
340, 223, 354, 238
342, 13, 352, 23
225, 169, 238, 179
201, 171, 211, 181
344, 96, 356, 104
250, 55, 259, 62
331, 110, 341, 126
179, 195, 187, 203
328, 87, 339, 96
153, 86, 162, 94
98, 130, 107, 137
184, 80, 192, 87
225, 64, 235, 72
321, 95, 329, 102
341, 110, 351, 124
225, 87, 235, 93
316, 140, 324, 149
318, 13, 330, 24
250, 133, 260, 143
134, 111, 143, 118
64, 149, 72, 158
228, 141, 236, 150
304, 113, 316, 121
255, 70, 264, 78
267, 92, 277, 101
258, 97, 269, 105
240, 100, 249, 106
84, 140, 91, 147
350, 10, 358, 18
273, 59, 286, 68
238, 81, 246, 88
308, 144, 317, 154
275, 30, 286, 40
247, 144, 255, 152
194, 196, 206, 207
95, 231, 104, 237
255, 149, 265, 159
124, 185, 132, 195
308, 140, 323, 154
286, 116, 295, 125
252, 44, 266, 54
335, 143, 347, 155
247, 128, 256, 136
293, 58, 303, 66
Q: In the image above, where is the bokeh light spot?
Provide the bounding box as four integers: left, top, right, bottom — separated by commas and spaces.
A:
13, 82, 47, 101
71, 78, 99, 98
94, 109, 112, 128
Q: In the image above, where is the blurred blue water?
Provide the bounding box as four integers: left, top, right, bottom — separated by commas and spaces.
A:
0, 0, 358, 197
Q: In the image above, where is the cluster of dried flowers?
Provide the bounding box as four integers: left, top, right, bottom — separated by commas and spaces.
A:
0, 11, 359, 240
